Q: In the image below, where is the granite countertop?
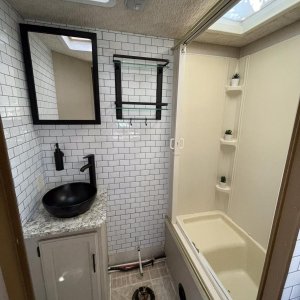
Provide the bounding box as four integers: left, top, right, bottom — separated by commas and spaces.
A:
23, 190, 107, 239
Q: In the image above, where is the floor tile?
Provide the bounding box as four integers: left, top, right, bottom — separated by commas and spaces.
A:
110, 261, 178, 299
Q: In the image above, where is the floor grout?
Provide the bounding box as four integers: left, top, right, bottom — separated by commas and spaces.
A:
109, 261, 178, 299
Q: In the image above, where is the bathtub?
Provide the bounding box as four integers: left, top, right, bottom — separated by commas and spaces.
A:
174, 211, 266, 300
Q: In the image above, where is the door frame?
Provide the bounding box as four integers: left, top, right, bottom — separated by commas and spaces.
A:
257, 100, 300, 299
0, 116, 35, 299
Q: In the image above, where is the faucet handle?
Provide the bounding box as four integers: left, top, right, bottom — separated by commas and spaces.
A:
83, 154, 94, 159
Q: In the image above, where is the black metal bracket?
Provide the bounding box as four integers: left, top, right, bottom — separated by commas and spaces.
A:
113, 54, 169, 121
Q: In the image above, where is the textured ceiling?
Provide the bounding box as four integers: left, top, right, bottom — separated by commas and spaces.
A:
7, 0, 220, 39
195, 4, 300, 47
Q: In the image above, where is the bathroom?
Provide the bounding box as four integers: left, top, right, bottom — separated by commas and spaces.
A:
0, 0, 300, 300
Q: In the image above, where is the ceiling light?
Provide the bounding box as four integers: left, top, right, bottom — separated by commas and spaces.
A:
125, 0, 147, 11
64, 0, 116, 7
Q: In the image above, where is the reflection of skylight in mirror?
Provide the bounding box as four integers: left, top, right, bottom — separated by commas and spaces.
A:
61, 36, 92, 52
223, 0, 276, 22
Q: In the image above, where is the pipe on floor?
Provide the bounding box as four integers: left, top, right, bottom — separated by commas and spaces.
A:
137, 246, 143, 276
108, 254, 166, 273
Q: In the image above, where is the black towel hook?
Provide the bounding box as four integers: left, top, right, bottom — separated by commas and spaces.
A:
145, 118, 147, 126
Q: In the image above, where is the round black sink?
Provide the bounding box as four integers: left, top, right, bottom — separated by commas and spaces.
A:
42, 182, 97, 218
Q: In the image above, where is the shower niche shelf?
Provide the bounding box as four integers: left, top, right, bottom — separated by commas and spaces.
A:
220, 138, 237, 147
225, 86, 243, 92
216, 184, 231, 194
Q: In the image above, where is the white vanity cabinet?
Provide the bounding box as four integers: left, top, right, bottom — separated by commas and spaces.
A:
39, 233, 101, 300
25, 226, 109, 300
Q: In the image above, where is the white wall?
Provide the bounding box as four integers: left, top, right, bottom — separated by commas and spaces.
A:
29, 32, 59, 120
228, 35, 300, 249
52, 51, 94, 120
175, 48, 238, 215
0, 0, 47, 224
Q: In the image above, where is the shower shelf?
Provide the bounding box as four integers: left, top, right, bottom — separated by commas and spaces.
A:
216, 184, 231, 194
225, 86, 243, 92
220, 138, 237, 146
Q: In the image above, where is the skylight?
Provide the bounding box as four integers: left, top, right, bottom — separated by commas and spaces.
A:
223, 0, 275, 22
209, 0, 300, 34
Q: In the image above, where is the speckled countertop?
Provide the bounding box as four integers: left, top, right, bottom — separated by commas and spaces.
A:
23, 190, 107, 239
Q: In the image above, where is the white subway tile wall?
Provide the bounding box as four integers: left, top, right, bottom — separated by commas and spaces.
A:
0, 0, 173, 256
0, 0, 47, 224
29, 32, 59, 120
28, 21, 174, 255
282, 230, 300, 300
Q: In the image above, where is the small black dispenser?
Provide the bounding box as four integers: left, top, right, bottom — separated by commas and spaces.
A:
54, 143, 64, 171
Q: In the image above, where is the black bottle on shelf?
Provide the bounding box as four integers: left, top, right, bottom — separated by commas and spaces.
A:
54, 143, 64, 171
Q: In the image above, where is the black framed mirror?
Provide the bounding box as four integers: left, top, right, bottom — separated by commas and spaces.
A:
20, 24, 100, 124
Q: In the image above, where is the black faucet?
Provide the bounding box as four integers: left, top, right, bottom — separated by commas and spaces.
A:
80, 154, 97, 189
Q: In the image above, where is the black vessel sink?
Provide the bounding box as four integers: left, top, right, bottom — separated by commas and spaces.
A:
42, 182, 97, 218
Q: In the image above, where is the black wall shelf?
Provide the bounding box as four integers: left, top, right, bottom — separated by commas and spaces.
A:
113, 54, 169, 121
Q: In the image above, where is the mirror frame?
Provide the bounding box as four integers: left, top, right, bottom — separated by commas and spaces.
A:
19, 24, 101, 124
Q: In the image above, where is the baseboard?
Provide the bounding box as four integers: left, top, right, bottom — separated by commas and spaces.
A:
108, 244, 165, 266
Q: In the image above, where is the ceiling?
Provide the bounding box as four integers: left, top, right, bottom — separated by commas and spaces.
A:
8, 0, 220, 39
196, 3, 300, 47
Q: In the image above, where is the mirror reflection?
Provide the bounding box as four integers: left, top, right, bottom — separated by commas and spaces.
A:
28, 32, 95, 121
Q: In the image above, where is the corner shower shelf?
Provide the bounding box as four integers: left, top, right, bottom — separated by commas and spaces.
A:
225, 85, 243, 92
220, 138, 237, 146
216, 184, 231, 194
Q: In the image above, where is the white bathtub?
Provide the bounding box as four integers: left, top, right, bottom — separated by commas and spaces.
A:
175, 211, 266, 300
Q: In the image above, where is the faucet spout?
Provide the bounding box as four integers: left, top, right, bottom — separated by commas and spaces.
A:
80, 154, 97, 189
80, 163, 92, 172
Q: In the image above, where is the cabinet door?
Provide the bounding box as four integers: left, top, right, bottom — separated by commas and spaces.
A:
39, 233, 101, 300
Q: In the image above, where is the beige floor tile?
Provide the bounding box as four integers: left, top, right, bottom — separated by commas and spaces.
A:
110, 261, 178, 300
